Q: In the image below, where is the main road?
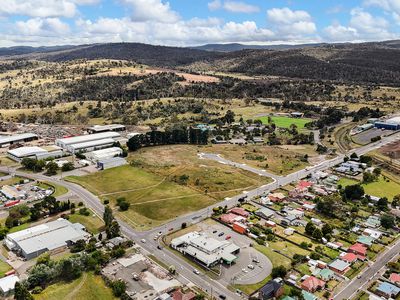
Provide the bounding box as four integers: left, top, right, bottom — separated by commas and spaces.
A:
1, 131, 400, 299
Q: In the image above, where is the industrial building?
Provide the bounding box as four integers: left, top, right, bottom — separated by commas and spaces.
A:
97, 157, 127, 170
87, 124, 126, 134
170, 231, 240, 267
0, 275, 20, 295
374, 117, 400, 131
55, 132, 121, 153
0, 133, 38, 148
5, 218, 90, 260
85, 147, 123, 162
7, 146, 63, 162
0, 185, 27, 200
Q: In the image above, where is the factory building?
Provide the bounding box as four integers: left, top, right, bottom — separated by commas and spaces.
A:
87, 124, 126, 134
7, 146, 63, 162
5, 218, 90, 260
0, 133, 38, 148
374, 117, 400, 131
97, 157, 127, 170
55, 132, 121, 153
85, 147, 123, 162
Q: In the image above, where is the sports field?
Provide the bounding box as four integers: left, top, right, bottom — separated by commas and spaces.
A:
258, 116, 313, 129
67, 145, 271, 229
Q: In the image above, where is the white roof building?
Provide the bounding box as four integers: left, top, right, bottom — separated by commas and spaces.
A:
0, 133, 38, 147
87, 124, 126, 134
55, 132, 120, 152
5, 218, 90, 260
0, 275, 19, 294
7, 146, 63, 162
85, 147, 122, 162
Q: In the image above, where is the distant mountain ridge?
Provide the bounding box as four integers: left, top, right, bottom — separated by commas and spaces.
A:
190, 43, 326, 52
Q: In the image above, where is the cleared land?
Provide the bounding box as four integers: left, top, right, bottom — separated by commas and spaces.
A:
68, 212, 104, 234
204, 144, 310, 175
67, 145, 271, 229
338, 175, 400, 200
34, 272, 116, 300
258, 116, 313, 129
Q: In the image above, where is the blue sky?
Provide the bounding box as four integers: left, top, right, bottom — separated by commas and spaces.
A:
0, 0, 399, 47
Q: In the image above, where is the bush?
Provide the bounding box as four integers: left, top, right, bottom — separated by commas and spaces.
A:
31, 286, 43, 294
79, 207, 90, 216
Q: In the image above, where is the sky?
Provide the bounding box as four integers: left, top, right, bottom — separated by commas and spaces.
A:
0, 0, 399, 47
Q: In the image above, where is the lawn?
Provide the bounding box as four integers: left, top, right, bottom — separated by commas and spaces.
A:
38, 182, 69, 197
0, 260, 12, 278
258, 116, 313, 129
338, 175, 400, 200
68, 212, 104, 234
0, 176, 25, 187
254, 244, 292, 268
34, 272, 116, 300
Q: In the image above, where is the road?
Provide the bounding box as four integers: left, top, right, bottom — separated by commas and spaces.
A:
1, 131, 400, 299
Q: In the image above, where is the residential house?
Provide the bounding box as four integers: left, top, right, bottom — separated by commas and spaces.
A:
256, 208, 275, 220
230, 207, 250, 218
171, 289, 196, 300
220, 213, 245, 224
233, 222, 248, 235
341, 252, 363, 264
268, 193, 286, 203
311, 218, 323, 226
286, 208, 305, 219
357, 235, 374, 247
389, 273, 400, 285
281, 215, 303, 226
301, 276, 326, 293
258, 279, 284, 299
363, 228, 382, 240
375, 282, 400, 299
302, 202, 316, 211
316, 268, 335, 281
296, 180, 313, 192
328, 259, 350, 275
301, 291, 318, 300
348, 243, 367, 257
365, 215, 381, 228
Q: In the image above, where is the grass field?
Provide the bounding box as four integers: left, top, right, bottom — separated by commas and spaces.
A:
258, 116, 313, 129
67, 145, 270, 229
34, 272, 116, 300
0, 176, 25, 187
205, 144, 310, 175
0, 156, 19, 167
338, 175, 400, 200
68, 212, 104, 234
38, 182, 69, 197
0, 260, 12, 278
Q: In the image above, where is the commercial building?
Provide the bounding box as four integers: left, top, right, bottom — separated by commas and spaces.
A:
87, 124, 126, 134
5, 218, 90, 260
170, 231, 240, 267
374, 117, 400, 131
0, 185, 27, 200
0, 275, 19, 295
85, 147, 123, 162
55, 132, 121, 153
0, 133, 38, 148
7, 146, 63, 162
97, 157, 127, 170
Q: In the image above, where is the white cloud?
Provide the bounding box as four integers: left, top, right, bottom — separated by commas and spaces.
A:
15, 18, 70, 36
324, 24, 358, 41
364, 0, 400, 24
208, 0, 259, 13
122, 0, 180, 23
267, 7, 316, 36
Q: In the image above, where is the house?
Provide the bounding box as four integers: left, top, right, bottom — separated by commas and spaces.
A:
268, 193, 286, 203
328, 259, 350, 275
283, 228, 295, 236
229, 138, 247, 145
340, 253, 359, 264
363, 228, 382, 240
230, 207, 249, 218
365, 215, 381, 228
281, 215, 302, 226
301, 276, 326, 292
286, 208, 305, 219
311, 218, 323, 226
255, 208, 275, 219
301, 291, 318, 300
357, 235, 374, 247
389, 273, 400, 284
265, 221, 276, 228
171, 289, 196, 300
326, 242, 341, 250
348, 243, 367, 257
316, 268, 334, 281
375, 282, 400, 298
302, 202, 316, 211
233, 222, 247, 235
0, 275, 19, 295
258, 279, 284, 299
220, 213, 245, 224
296, 180, 313, 191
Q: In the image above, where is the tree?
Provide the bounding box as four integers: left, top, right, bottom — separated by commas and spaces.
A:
271, 265, 287, 278
393, 194, 400, 208
344, 184, 365, 200
381, 214, 395, 229
312, 228, 323, 240
14, 282, 33, 300
305, 222, 316, 235
224, 110, 235, 124
45, 161, 59, 176
350, 152, 358, 159
376, 197, 389, 211
321, 224, 333, 236
106, 220, 121, 239
103, 205, 113, 227
111, 280, 126, 297
61, 162, 74, 172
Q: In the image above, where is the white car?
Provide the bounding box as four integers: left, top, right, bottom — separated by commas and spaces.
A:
141, 239, 146, 243
248, 264, 254, 270
242, 268, 248, 273
193, 269, 200, 275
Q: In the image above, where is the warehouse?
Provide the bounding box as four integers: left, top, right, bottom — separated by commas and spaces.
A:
0, 133, 38, 148
171, 231, 240, 267
374, 117, 400, 131
7, 146, 63, 162
55, 132, 121, 153
87, 124, 126, 134
85, 147, 123, 162
97, 157, 127, 170
5, 218, 90, 260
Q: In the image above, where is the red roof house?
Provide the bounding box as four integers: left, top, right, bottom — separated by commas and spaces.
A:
220, 213, 245, 224
301, 276, 326, 292
297, 180, 313, 191
341, 253, 358, 263
390, 273, 400, 284
230, 207, 249, 217
172, 289, 196, 300
348, 243, 367, 257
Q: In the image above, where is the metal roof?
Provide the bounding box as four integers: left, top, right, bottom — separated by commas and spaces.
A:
7, 146, 47, 158
69, 138, 115, 151
57, 132, 120, 146
0, 133, 38, 145
0, 275, 19, 293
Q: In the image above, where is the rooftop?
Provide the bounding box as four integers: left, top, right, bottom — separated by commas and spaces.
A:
0, 133, 38, 145
56, 132, 120, 146
8, 146, 47, 158
329, 259, 350, 271
0, 275, 19, 293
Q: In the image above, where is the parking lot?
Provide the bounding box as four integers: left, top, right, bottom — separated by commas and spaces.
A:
194, 220, 272, 285
352, 128, 389, 145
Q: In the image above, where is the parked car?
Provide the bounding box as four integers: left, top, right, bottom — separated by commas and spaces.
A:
193, 269, 200, 275
225, 235, 231, 240
218, 232, 224, 237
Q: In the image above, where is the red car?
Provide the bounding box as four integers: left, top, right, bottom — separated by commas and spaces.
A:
225, 235, 232, 240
